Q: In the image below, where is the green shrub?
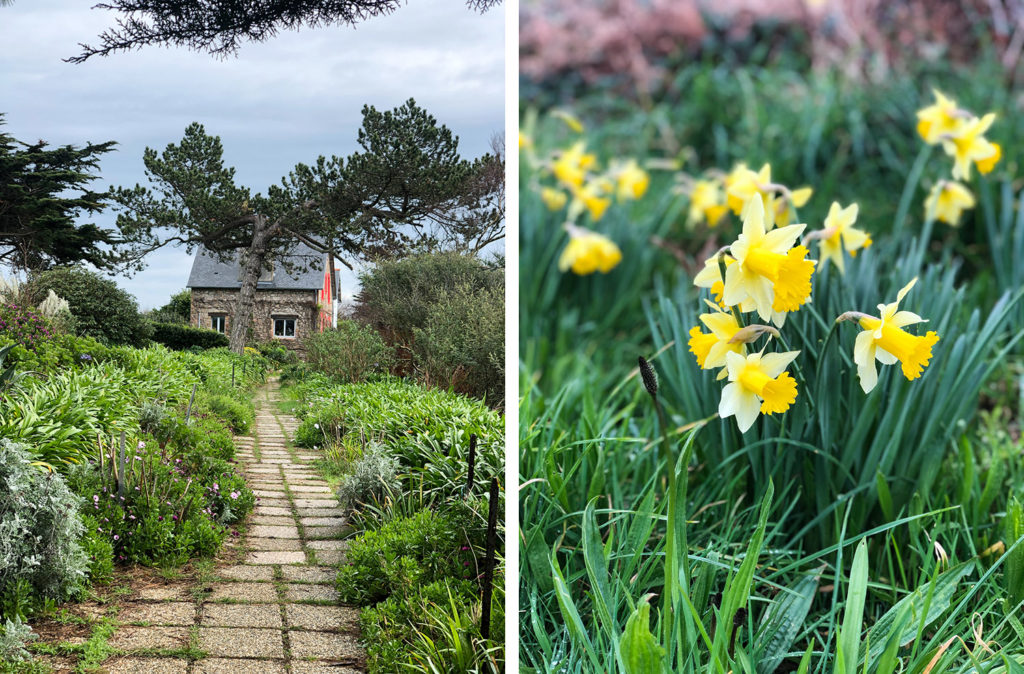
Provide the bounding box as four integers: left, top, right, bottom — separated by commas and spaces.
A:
78, 515, 114, 585
151, 322, 229, 351
0, 440, 88, 620
357, 252, 501, 343
304, 320, 393, 383
413, 282, 504, 403
0, 304, 53, 351
204, 394, 254, 434
336, 509, 475, 605
27, 267, 152, 347
0, 618, 35, 663
253, 341, 296, 364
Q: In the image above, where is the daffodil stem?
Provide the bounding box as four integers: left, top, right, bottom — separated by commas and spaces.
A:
777, 333, 816, 414
893, 144, 933, 238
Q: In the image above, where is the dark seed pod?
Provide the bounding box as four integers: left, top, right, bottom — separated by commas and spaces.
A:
638, 356, 658, 397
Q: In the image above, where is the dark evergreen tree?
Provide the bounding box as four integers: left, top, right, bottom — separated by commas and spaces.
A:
0, 117, 119, 272
69, 0, 500, 63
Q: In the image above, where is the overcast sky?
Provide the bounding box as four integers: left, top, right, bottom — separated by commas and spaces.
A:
0, 0, 504, 309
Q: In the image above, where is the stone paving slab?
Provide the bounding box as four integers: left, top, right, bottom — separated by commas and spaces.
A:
285, 604, 359, 632
285, 584, 338, 602
199, 627, 285, 658
105, 656, 189, 673
290, 662, 362, 674
246, 551, 308, 565
289, 485, 333, 494
280, 566, 335, 583
305, 539, 348, 550
218, 565, 275, 582
194, 658, 287, 674
304, 526, 347, 539
310, 550, 346, 565
203, 603, 283, 628
119, 601, 195, 626
292, 499, 339, 508
249, 525, 301, 539
300, 517, 346, 527
251, 515, 298, 526
288, 631, 363, 660
255, 506, 293, 516
208, 582, 279, 603
255, 499, 292, 509
108, 626, 190, 651
248, 537, 304, 551
297, 508, 347, 518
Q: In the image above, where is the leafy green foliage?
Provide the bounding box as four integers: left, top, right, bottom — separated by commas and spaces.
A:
151, 321, 228, 350
305, 320, 393, 383
27, 267, 152, 346
336, 443, 400, 511
413, 281, 504, 403
147, 289, 191, 324
203, 394, 254, 434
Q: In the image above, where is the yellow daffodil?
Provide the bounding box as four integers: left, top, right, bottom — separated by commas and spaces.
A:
841, 278, 940, 393
722, 194, 816, 321
814, 202, 872, 273
558, 224, 621, 275
924, 181, 975, 225
612, 159, 650, 201
916, 90, 967, 145
725, 162, 812, 228
567, 180, 612, 222
693, 255, 791, 326
552, 142, 596, 189
540, 187, 568, 211
719, 350, 800, 432
519, 132, 533, 150
942, 113, 1000, 180
687, 178, 729, 227
725, 163, 771, 215
687, 302, 746, 377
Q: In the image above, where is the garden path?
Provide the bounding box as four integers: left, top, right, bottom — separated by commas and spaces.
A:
98, 376, 366, 673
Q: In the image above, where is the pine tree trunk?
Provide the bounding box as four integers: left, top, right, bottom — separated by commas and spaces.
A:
229, 215, 274, 354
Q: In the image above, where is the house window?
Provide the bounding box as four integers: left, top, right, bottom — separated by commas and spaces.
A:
210, 314, 226, 334
273, 317, 296, 339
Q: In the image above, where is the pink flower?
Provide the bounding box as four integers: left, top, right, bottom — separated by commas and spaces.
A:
113, 535, 119, 541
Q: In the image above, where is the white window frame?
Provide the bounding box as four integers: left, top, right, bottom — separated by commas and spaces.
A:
210, 314, 226, 334
272, 316, 296, 339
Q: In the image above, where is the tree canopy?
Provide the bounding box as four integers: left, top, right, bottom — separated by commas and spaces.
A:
112, 99, 479, 352
69, 0, 501, 63
0, 118, 120, 273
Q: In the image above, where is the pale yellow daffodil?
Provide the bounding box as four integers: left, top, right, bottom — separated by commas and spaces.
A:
567, 180, 611, 222
540, 187, 568, 211
815, 202, 872, 274
611, 159, 650, 201
687, 178, 729, 227
843, 278, 940, 393
942, 113, 1000, 180
552, 142, 597, 189
916, 90, 967, 145
725, 162, 812, 228
719, 350, 800, 432
693, 255, 791, 326
558, 224, 621, 275
722, 194, 816, 322
924, 181, 975, 225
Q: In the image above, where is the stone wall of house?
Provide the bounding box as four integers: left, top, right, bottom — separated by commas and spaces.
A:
190, 288, 320, 353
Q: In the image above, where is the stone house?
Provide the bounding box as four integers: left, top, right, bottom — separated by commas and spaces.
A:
186, 244, 336, 352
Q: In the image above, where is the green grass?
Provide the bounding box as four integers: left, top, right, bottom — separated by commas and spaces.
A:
520, 53, 1024, 673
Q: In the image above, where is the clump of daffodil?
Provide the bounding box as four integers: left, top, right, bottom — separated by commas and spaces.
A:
689, 304, 781, 380
719, 350, 801, 432
725, 162, 812, 229
698, 194, 816, 323
924, 180, 975, 225
558, 223, 622, 275
804, 201, 872, 274
837, 278, 940, 394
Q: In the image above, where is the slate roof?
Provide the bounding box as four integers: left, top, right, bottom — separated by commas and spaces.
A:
186, 243, 324, 291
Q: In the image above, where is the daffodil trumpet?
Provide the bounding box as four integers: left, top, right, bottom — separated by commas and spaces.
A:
838, 278, 940, 393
